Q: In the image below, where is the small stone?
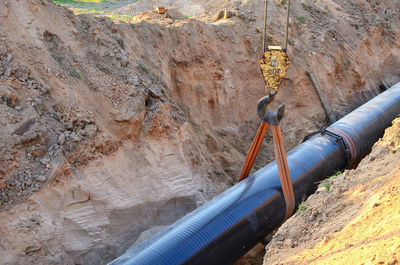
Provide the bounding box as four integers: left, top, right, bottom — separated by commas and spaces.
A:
156, 6, 166, 14
6, 53, 13, 62
15, 180, 21, 188
3, 92, 19, 107
148, 84, 163, 98
84, 124, 97, 139
36, 175, 46, 183
26, 177, 32, 186
283, 238, 295, 248
14, 105, 22, 111
127, 74, 140, 86
58, 134, 66, 145
70, 132, 80, 142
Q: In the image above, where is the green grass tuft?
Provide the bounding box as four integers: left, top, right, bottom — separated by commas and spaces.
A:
34, 104, 43, 115
296, 200, 307, 215
298, 15, 305, 24
54, 112, 62, 120
138, 63, 150, 73
69, 70, 82, 79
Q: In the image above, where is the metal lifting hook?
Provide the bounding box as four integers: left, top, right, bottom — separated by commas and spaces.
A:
257, 96, 285, 122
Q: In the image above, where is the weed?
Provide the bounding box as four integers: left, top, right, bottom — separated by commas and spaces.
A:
334, 170, 343, 176
323, 184, 331, 191
322, 9, 329, 14
69, 70, 82, 79
138, 63, 150, 74
34, 104, 43, 115
54, 112, 62, 120
296, 200, 307, 215
333, 170, 342, 177
298, 15, 305, 24
161, 88, 167, 96
300, 1, 309, 9
184, 14, 192, 19
328, 170, 342, 179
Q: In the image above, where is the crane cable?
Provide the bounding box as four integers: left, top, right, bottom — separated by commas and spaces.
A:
262, 0, 291, 53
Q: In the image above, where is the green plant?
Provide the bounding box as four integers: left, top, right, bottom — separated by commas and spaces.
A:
334, 170, 343, 176
69, 70, 82, 79
138, 63, 150, 73
54, 112, 62, 120
322, 9, 329, 14
296, 200, 307, 215
323, 184, 331, 191
34, 104, 43, 115
298, 15, 305, 24
329, 170, 342, 179
300, 1, 309, 9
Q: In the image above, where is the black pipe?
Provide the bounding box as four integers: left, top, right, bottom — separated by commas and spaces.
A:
109, 83, 400, 265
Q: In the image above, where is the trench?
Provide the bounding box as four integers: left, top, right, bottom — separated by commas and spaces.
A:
109, 83, 400, 264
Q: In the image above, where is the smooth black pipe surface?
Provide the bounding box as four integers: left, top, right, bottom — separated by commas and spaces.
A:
110, 83, 400, 265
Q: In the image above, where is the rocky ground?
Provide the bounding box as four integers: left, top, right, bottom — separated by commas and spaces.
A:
0, 0, 399, 264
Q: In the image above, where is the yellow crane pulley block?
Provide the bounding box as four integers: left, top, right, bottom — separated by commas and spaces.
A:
259, 46, 290, 96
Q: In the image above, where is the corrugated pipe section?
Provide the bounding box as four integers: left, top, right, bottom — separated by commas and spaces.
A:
110, 83, 400, 265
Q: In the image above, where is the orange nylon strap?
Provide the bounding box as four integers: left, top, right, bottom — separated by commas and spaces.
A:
238, 109, 295, 221
238, 121, 270, 182
271, 124, 295, 221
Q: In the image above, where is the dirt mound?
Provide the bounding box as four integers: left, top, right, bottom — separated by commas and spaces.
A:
264, 118, 400, 264
0, 0, 399, 264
